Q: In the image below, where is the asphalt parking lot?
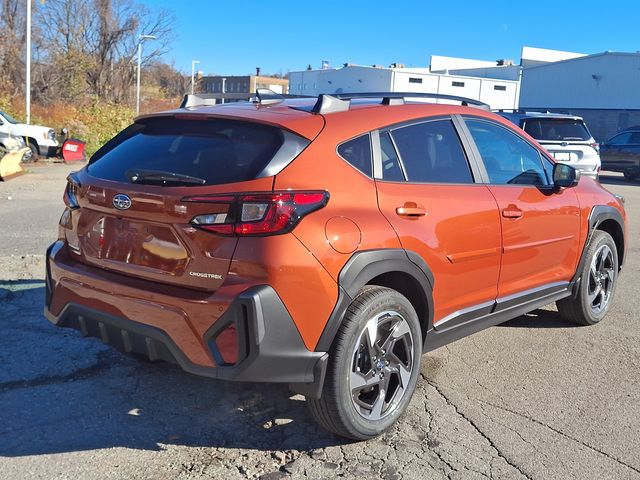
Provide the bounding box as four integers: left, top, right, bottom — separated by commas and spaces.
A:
1, 164, 639, 480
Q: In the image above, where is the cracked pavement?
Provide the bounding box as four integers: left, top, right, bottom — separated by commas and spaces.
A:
1, 165, 639, 479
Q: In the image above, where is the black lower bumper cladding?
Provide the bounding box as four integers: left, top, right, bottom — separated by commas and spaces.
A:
44, 271, 328, 396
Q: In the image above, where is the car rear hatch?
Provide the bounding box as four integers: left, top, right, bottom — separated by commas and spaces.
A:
522, 117, 600, 169
63, 114, 317, 292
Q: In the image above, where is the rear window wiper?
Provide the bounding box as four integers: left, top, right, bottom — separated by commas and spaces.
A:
126, 169, 206, 186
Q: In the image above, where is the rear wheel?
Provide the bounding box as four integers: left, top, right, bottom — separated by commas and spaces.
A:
557, 230, 618, 325
307, 286, 422, 440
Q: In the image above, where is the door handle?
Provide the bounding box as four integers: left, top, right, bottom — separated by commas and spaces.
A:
502, 204, 523, 219
396, 202, 427, 217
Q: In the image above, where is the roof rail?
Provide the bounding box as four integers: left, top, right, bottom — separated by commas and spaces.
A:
252, 88, 285, 105
180, 89, 289, 109
180, 93, 218, 108
311, 94, 351, 114
311, 92, 490, 114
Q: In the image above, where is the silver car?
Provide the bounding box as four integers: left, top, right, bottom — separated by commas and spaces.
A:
498, 112, 601, 179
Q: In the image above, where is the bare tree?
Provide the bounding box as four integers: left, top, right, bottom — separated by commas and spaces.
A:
0, 0, 27, 95
32, 0, 175, 104
146, 61, 190, 99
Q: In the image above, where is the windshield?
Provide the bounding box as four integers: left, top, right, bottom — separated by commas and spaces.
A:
0, 111, 19, 124
87, 117, 286, 186
523, 118, 591, 141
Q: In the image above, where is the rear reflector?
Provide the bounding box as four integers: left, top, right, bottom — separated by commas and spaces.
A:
184, 191, 329, 236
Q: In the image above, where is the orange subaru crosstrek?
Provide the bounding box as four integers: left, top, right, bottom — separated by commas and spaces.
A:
45, 91, 626, 439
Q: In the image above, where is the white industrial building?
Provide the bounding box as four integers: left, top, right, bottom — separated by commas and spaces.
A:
288, 47, 591, 111
289, 47, 640, 141
520, 51, 640, 141
289, 64, 521, 110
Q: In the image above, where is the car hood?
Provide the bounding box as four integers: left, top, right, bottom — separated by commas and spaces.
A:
8, 123, 52, 137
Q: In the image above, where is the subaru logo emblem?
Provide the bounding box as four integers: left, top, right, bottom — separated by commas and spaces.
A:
112, 193, 132, 210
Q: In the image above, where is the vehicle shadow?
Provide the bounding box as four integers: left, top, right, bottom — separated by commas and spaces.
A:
499, 308, 577, 329
598, 173, 638, 187
0, 281, 344, 458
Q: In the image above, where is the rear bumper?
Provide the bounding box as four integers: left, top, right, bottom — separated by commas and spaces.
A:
45, 241, 328, 394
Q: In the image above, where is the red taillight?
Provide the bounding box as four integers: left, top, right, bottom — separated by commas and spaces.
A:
591, 142, 600, 153
185, 191, 329, 236
64, 176, 80, 209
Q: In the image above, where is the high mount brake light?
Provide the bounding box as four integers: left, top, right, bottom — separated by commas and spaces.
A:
185, 191, 329, 236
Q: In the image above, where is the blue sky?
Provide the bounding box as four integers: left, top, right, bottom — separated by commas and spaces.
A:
143, 0, 640, 75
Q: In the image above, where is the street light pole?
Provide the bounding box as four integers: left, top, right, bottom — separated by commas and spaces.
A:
25, 0, 31, 124
136, 34, 156, 115
191, 60, 200, 94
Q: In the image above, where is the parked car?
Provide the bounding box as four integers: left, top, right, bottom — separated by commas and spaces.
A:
498, 111, 601, 179
0, 110, 59, 160
45, 92, 626, 440
0, 130, 31, 161
600, 128, 640, 180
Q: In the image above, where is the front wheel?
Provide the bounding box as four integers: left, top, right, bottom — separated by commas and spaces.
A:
557, 230, 619, 325
307, 286, 422, 440
24, 140, 38, 163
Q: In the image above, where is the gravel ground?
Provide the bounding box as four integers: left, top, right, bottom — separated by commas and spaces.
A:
0, 165, 639, 479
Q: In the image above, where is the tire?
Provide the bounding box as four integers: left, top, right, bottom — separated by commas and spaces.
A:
307, 286, 422, 440
25, 140, 38, 162
557, 230, 619, 325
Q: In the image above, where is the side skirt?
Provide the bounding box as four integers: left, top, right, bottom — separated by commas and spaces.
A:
424, 282, 573, 353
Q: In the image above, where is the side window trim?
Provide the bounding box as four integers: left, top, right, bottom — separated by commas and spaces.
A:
371, 129, 408, 182
386, 130, 409, 181
451, 114, 489, 183
371, 129, 383, 179
461, 115, 552, 187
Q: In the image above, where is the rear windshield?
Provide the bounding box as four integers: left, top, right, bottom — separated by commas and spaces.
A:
87, 117, 285, 185
523, 119, 591, 141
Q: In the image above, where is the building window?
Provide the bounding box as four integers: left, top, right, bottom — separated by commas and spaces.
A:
452, 81, 465, 87
408, 77, 423, 84
494, 85, 507, 91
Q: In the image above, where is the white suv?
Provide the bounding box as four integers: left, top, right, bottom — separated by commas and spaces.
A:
0, 110, 59, 161
499, 112, 601, 179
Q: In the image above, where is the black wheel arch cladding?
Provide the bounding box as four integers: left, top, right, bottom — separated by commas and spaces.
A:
315, 249, 435, 353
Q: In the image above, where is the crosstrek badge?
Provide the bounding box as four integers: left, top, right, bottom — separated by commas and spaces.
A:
189, 271, 223, 280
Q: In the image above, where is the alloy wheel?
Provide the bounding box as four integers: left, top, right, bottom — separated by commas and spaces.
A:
349, 311, 415, 421
588, 244, 615, 315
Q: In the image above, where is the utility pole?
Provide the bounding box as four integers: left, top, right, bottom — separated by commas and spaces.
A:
191, 60, 200, 94
136, 34, 156, 115
25, 0, 31, 124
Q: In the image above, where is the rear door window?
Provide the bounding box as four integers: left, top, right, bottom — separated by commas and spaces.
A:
88, 117, 287, 185
523, 118, 591, 141
608, 132, 632, 146
390, 119, 474, 184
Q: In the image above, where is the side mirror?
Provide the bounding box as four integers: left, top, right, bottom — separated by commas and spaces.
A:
553, 163, 580, 188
